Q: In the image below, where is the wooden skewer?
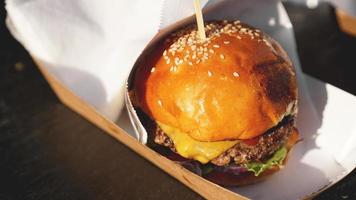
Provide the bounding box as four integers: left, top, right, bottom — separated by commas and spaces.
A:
194, 0, 206, 41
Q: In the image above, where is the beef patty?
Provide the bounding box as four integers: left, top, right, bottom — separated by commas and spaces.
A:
154, 116, 295, 166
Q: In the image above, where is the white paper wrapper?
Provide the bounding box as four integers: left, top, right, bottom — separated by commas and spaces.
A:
6, 0, 167, 120
6, 0, 356, 199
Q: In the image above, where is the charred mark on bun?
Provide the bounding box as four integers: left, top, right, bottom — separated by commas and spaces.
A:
254, 59, 296, 105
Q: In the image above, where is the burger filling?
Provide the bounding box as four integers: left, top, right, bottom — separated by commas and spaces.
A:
153, 116, 296, 176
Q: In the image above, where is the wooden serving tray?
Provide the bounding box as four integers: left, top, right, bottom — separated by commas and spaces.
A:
32, 8, 355, 200
336, 9, 356, 36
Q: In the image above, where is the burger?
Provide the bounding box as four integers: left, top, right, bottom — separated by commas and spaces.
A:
129, 20, 299, 186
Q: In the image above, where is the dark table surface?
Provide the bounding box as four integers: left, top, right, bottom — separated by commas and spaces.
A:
1, 2, 356, 200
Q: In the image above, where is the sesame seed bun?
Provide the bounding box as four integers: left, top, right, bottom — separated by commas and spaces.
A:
137, 21, 297, 142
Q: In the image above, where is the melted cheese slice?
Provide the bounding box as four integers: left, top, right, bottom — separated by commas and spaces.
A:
158, 122, 239, 164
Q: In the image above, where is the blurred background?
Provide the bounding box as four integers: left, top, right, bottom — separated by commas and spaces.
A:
0, 0, 355, 199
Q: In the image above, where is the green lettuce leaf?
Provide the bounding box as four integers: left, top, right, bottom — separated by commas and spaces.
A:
244, 147, 287, 176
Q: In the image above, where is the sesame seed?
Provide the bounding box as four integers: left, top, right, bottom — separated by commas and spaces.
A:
170, 66, 178, 72
213, 44, 220, 48
188, 62, 193, 66
208, 70, 212, 77
254, 33, 260, 37
233, 72, 239, 77
237, 36, 242, 40
256, 29, 261, 32
158, 100, 162, 106
209, 49, 214, 54
166, 59, 170, 64
163, 50, 167, 56
223, 41, 230, 44
234, 20, 240, 24
151, 67, 156, 73
220, 54, 225, 59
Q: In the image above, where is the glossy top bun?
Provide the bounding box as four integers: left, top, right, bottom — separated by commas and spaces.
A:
141, 21, 297, 142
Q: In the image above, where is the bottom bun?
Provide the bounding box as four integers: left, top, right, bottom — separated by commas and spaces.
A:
204, 136, 295, 187
203, 164, 281, 186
